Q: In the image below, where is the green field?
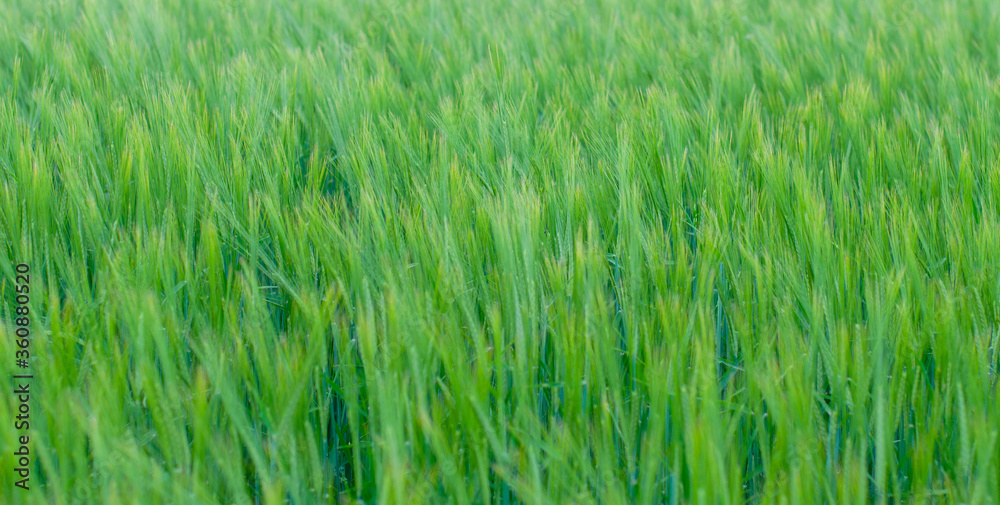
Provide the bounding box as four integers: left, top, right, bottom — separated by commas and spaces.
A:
1, 0, 999, 503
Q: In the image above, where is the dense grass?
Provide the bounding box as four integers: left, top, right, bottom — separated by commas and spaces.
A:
1, 0, 999, 503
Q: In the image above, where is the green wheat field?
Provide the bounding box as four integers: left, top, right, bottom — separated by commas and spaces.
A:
1, 0, 999, 503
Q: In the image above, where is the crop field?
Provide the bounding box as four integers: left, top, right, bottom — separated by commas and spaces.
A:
1, 0, 999, 503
